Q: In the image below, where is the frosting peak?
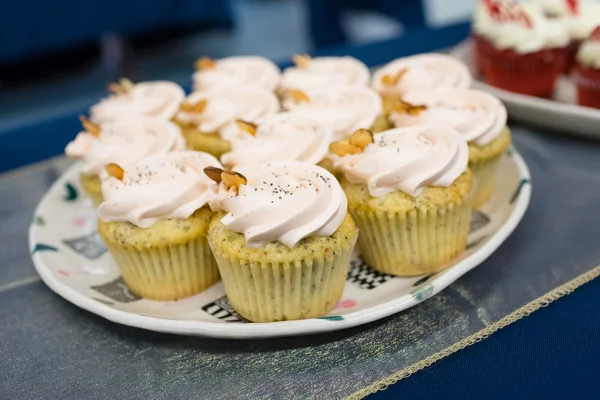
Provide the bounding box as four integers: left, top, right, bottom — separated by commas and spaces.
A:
220, 113, 332, 168
280, 56, 370, 92
335, 126, 469, 198
210, 162, 347, 248
282, 85, 383, 142
176, 86, 280, 135
193, 56, 281, 92
372, 54, 472, 97
98, 151, 223, 228
90, 81, 185, 123
391, 88, 507, 146
65, 117, 186, 176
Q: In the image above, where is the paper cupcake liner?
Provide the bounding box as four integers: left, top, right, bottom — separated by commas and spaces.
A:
80, 173, 103, 207
350, 198, 472, 276
470, 154, 502, 210
574, 65, 600, 109
104, 236, 220, 301
210, 238, 356, 323
474, 35, 565, 98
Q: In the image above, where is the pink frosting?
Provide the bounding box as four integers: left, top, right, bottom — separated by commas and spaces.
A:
193, 56, 281, 92
335, 125, 469, 197
280, 56, 370, 91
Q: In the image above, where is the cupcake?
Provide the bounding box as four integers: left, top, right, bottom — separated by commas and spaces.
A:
574, 26, 600, 109
390, 88, 511, 209
192, 56, 281, 92
65, 117, 186, 206
472, 0, 569, 97
525, 0, 600, 72
97, 151, 223, 301
220, 113, 332, 169
90, 79, 185, 124
371, 53, 472, 101
205, 162, 358, 322
279, 54, 370, 93
333, 126, 473, 276
174, 85, 280, 158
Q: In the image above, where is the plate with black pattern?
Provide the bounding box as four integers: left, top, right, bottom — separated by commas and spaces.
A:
29, 149, 531, 338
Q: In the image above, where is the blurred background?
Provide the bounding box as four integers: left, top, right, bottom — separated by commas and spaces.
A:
0, 0, 477, 171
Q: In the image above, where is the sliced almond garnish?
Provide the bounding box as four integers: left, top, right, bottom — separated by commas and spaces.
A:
180, 99, 208, 114
79, 116, 101, 137
195, 56, 216, 70
349, 129, 374, 150
108, 78, 134, 95
380, 67, 408, 86
221, 170, 247, 188
236, 119, 258, 136
329, 142, 361, 157
394, 100, 427, 115
292, 54, 311, 69
105, 163, 124, 181
286, 89, 311, 104
204, 166, 225, 183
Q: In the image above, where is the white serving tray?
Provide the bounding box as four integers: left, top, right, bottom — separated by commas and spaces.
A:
29, 151, 530, 339
452, 40, 600, 139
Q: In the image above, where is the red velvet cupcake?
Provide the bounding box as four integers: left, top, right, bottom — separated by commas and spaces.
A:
574, 27, 600, 109
472, 0, 569, 97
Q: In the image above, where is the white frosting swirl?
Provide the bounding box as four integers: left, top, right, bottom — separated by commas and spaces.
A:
391, 89, 507, 146
472, 1, 569, 53
565, 2, 600, 40
372, 54, 472, 97
176, 86, 280, 135
335, 126, 469, 198
65, 117, 186, 176
192, 56, 281, 92
210, 162, 347, 248
90, 81, 185, 123
98, 151, 223, 228
220, 113, 332, 168
577, 35, 600, 68
282, 86, 383, 142
280, 56, 370, 92
526, 0, 581, 17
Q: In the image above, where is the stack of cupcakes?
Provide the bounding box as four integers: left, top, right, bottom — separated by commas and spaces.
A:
63, 49, 513, 322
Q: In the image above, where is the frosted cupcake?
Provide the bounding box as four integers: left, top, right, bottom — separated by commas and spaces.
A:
65, 117, 186, 206
90, 79, 185, 124
574, 27, 600, 109
192, 56, 281, 92
472, 0, 569, 97
97, 151, 223, 301
390, 88, 511, 209
525, 0, 600, 72
333, 127, 473, 276
371, 53, 472, 100
175, 85, 280, 157
220, 113, 332, 169
206, 162, 358, 322
279, 54, 370, 93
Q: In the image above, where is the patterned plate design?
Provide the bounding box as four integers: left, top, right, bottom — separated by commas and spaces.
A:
29, 150, 531, 338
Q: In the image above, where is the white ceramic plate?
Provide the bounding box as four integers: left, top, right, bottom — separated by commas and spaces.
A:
29, 151, 531, 339
451, 40, 600, 139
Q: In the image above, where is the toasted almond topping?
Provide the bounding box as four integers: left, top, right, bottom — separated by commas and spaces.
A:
195, 56, 216, 70
204, 166, 225, 183
329, 142, 361, 157
235, 119, 258, 136
349, 129, 374, 150
79, 116, 101, 137
180, 99, 208, 114
108, 78, 134, 95
394, 100, 427, 115
292, 54, 311, 69
221, 170, 247, 188
105, 163, 125, 181
380, 67, 408, 86
286, 89, 311, 104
